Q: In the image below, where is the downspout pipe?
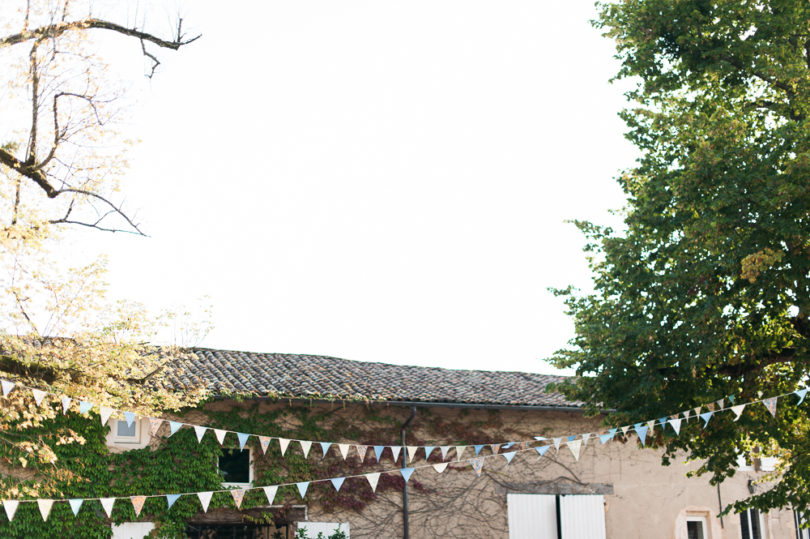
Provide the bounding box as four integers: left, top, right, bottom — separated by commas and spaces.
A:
400, 406, 417, 539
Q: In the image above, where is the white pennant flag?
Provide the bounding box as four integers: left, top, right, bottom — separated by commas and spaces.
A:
299, 440, 312, 458
553, 437, 563, 452
1, 380, 15, 397
278, 438, 290, 456
390, 446, 402, 463
365, 472, 381, 492
582, 433, 591, 446
99, 407, 114, 426
263, 486, 278, 504
37, 499, 53, 521
731, 404, 746, 421
198, 491, 213, 513
214, 429, 227, 445
100, 498, 115, 518
31, 389, 47, 406
646, 419, 656, 433
3, 500, 19, 521
455, 446, 466, 461
621, 426, 630, 436
440, 446, 451, 460
61, 396, 72, 414
337, 443, 350, 460
407, 446, 419, 463
194, 426, 207, 442
668, 418, 683, 435
567, 439, 583, 461
433, 462, 449, 473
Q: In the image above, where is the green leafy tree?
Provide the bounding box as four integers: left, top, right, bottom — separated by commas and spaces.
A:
552, 0, 810, 513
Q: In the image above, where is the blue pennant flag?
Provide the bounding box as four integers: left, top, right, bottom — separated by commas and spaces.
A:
237, 433, 250, 450
166, 494, 181, 509
658, 417, 668, 427
401, 467, 415, 483
795, 388, 808, 406
79, 401, 93, 414
700, 412, 714, 428
68, 499, 83, 516
296, 482, 309, 498
599, 432, 614, 444
424, 446, 435, 460
169, 421, 183, 436
567, 435, 577, 442
635, 425, 649, 446
123, 411, 136, 427
503, 451, 517, 465
373, 446, 385, 462
320, 442, 332, 457
503, 442, 515, 449
535, 446, 550, 459
473, 445, 484, 457
331, 477, 345, 491
729, 395, 736, 404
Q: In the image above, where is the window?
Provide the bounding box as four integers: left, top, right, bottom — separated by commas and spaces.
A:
686, 516, 707, 539
795, 510, 809, 539
111, 522, 155, 539
219, 448, 252, 487
507, 494, 606, 539
740, 508, 764, 539
111, 419, 141, 444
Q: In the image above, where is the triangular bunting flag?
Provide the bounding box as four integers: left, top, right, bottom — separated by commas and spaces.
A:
635, 425, 649, 446
503, 451, 517, 465
682, 410, 691, 422
729, 395, 736, 404
3, 500, 18, 521
553, 437, 563, 452
356, 445, 368, 462
794, 388, 808, 406
365, 472, 381, 492
668, 418, 682, 435
99, 407, 115, 427
694, 406, 702, 418
424, 446, 435, 460
337, 443, 350, 460
331, 477, 345, 491
263, 486, 278, 504
278, 438, 290, 456
599, 432, 613, 444
100, 497, 115, 517
373, 445, 385, 462
568, 439, 583, 461
455, 446, 466, 461
658, 417, 668, 428
237, 433, 250, 450
473, 444, 484, 457
406, 446, 418, 462
198, 491, 213, 513
37, 499, 53, 521
149, 418, 163, 436
706, 402, 715, 412
79, 401, 93, 415
31, 388, 46, 406
1, 380, 15, 396
296, 481, 309, 498
470, 457, 485, 476
131, 496, 146, 517
258, 436, 271, 454
620, 426, 630, 436
646, 420, 656, 434
731, 404, 746, 421
69, 498, 83, 516
400, 467, 414, 483
123, 411, 136, 427
169, 421, 183, 436
763, 397, 778, 417
61, 396, 72, 414
320, 442, 332, 458
433, 462, 449, 473
214, 429, 227, 445
230, 489, 245, 509
716, 398, 724, 409
166, 494, 181, 509
700, 411, 714, 427
581, 434, 591, 446
390, 446, 402, 463
536, 446, 550, 459
194, 426, 207, 443
489, 444, 501, 455
299, 440, 312, 458
440, 446, 451, 460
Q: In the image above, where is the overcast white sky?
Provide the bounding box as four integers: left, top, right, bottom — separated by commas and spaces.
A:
79, 0, 637, 375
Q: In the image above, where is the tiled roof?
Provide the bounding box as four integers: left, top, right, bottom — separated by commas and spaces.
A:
166, 348, 580, 408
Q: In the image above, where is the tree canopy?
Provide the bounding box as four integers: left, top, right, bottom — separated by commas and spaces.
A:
552, 0, 810, 512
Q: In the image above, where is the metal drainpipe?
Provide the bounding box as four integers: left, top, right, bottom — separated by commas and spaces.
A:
400, 406, 417, 539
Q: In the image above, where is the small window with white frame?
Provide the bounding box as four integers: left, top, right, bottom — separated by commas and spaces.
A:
686, 515, 708, 539
112, 419, 141, 444
219, 448, 253, 487
740, 508, 764, 539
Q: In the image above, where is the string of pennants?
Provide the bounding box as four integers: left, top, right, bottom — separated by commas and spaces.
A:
0, 380, 806, 522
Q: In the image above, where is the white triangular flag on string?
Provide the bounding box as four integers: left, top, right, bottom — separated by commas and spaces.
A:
433, 462, 448, 473
37, 499, 53, 521
1, 380, 15, 397
455, 446, 466, 461
440, 446, 451, 460
278, 438, 290, 456
621, 426, 630, 436
149, 418, 163, 436
390, 446, 402, 463
169, 421, 183, 436
366, 472, 381, 492
795, 388, 808, 406
198, 491, 213, 513
337, 443, 350, 460
258, 436, 271, 454
214, 429, 227, 445
646, 419, 656, 433
763, 397, 778, 417
263, 486, 278, 504
69, 499, 83, 516
100, 497, 115, 517
299, 440, 312, 458
682, 410, 691, 422
230, 489, 245, 509
668, 418, 682, 435
716, 398, 724, 409
3, 500, 19, 521
99, 407, 114, 427
694, 406, 702, 417
567, 439, 583, 461
31, 389, 46, 406
553, 437, 562, 452
194, 426, 207, 442
407, 446, 419, 463
61, 396, 72, 414
502, 451, 517, 465
731, 404, 746, 421
296, 482, 309, 498
582, 433, 591, 446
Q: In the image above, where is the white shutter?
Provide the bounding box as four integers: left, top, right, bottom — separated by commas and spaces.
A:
559, 495, 606, 539
507, 494, 557, 539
